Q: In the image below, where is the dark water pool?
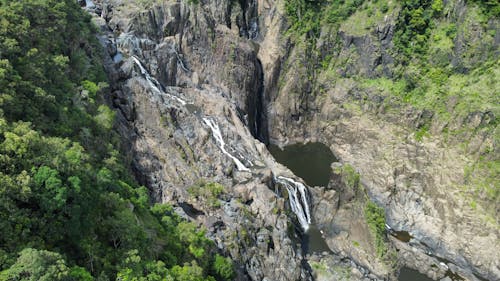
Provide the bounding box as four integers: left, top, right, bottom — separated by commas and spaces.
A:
398, 267, 434, 281
268, 142, 337, 187
392, 230, 413, 242
302, 225, 332, 254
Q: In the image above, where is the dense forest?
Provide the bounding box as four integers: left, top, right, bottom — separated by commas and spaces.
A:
0, 0, 233, 280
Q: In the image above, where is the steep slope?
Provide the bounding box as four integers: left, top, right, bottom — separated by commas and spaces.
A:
261, 0, 499, 280
90, 0, 397, 280
0, 1, 236, 280
84, 0, 498, 280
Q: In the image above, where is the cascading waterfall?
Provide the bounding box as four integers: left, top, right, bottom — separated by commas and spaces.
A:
202, 117, 250, 172
132, 56, 187, 105
132, 55, 251, 172
133, 51, 313, 240
275, 176, 312, 231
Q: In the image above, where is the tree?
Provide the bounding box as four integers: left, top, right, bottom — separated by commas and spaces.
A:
0, 248, 71, 281
211, 254, 234, 281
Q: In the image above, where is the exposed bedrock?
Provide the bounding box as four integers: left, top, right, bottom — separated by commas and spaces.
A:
87, 0, 498, 280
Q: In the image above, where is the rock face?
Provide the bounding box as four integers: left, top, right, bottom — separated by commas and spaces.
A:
87, 0, 497, 281
91, 0, 318, 280
258, 2, 499, 281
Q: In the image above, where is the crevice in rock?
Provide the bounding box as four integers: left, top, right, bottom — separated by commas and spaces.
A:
248, 58, 268, 144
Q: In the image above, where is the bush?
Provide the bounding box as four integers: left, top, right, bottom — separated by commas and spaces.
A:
364, 201, 387, 258
188, 182, 225, 208
212, 254, 235, 280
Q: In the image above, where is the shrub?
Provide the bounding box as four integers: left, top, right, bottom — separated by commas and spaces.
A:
212, 254, 235, 280
364, 201, 387, 258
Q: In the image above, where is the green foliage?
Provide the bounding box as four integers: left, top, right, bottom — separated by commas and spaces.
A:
81, 80, 99, 100
187, 182, 225, 208
170, 261, 213, 281
0, 1, 233, 280
0, 0, 104, 134
285, 0, 321, 38
310, 261, 351, 280
334, 164, 361, 191
394, 0, 435, 56
339, 0, 398, 37
415, 124, 430, 142
468, 0, 500, 18
364, 201, 387, 258
94, 105, 116, 130
351, 1, 499, 212
464, 156, 500, 207
0, 248, 84, 281
431, 0, 443, 14
69, 266, 93, 281
211, 254, 235, 280
285, 0, 365, 39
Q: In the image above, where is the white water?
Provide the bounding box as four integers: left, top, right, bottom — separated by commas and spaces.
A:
174, 49, 189, 72
248, 0, 259, 39
248, 20, 259, 40
276, 176, 311, 231
202, 118, 250, 172
131, 56, 186, 105
85, 0, 95, 8
113, 52, 123, 63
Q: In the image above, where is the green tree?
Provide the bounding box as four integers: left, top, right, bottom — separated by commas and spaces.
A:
0, 248, 71, 281
211, 254, 234, 280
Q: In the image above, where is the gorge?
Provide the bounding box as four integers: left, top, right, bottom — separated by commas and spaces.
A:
86, 0, 499, 280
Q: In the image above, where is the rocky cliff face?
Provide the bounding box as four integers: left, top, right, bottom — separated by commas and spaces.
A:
260, 1, 499, 281
84, 0, 497, 280
88, 0, 317, 280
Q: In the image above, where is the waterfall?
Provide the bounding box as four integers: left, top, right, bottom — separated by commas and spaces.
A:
275, 176, 311, 231
248, 19, 259, 40
85, 0, 95, 8
173, 47, 190, 72
202, 118, 250, 172
131, 56, 186, 105
113, 52, 123, 63
246, 0, 259, 40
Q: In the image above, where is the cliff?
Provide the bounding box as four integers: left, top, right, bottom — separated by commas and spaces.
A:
85, 0, 498, 280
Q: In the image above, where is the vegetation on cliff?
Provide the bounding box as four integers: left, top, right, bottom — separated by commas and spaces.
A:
0, 0, 233, 280
284, 0, 499, 218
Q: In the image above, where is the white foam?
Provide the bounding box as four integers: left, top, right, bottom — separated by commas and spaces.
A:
276, 176, 311, 231
132, 56, 186, 105
202, 118, 250, 172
